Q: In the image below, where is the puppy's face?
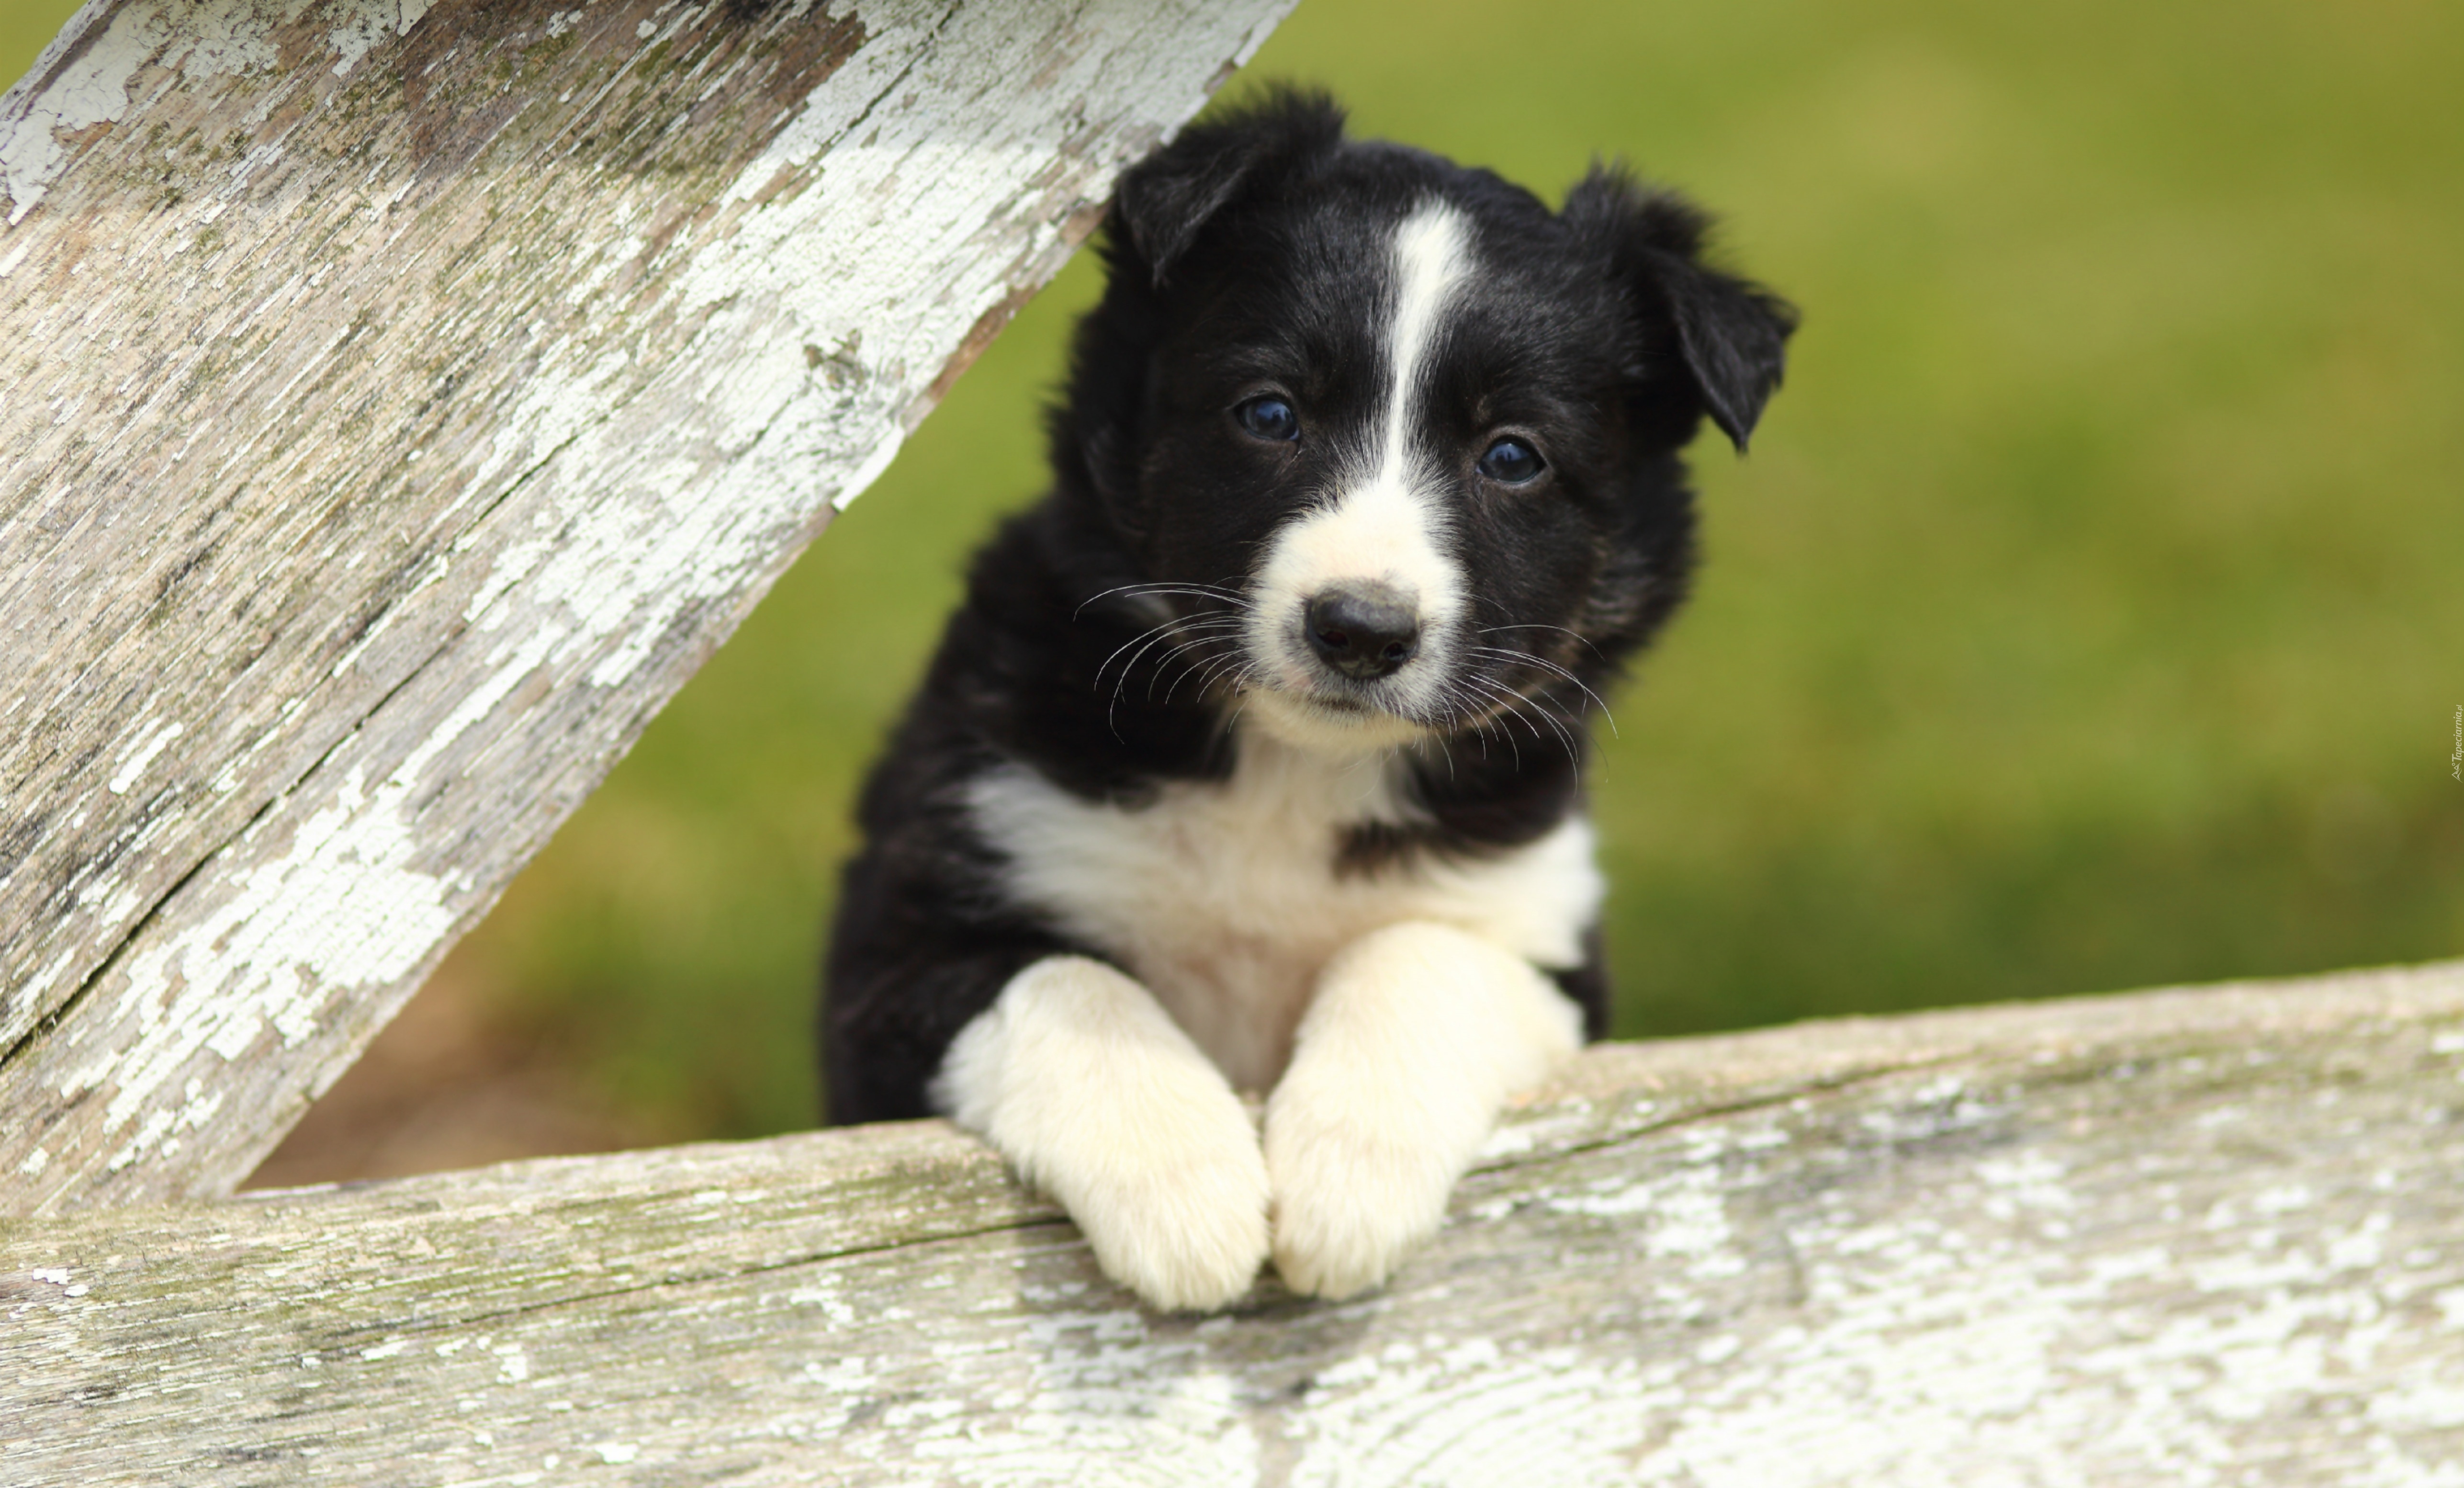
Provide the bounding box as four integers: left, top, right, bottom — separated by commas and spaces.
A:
1069, 100, 1793, 756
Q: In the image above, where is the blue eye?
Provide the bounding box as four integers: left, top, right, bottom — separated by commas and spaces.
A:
1478, 437, 1546, 485
1235, 395, 1301, 442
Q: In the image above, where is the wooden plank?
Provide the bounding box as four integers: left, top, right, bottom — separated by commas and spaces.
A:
0, 0, 1293, 1213
6, 962, 2463, 1484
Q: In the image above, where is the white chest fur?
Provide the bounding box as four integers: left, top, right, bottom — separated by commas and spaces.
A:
964, 732, 1602, 1093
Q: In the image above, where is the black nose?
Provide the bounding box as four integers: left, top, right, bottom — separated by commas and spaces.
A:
1305, 584, 1421, 680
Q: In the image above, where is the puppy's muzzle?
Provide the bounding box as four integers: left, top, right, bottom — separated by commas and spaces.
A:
1304, 582, 1421, 681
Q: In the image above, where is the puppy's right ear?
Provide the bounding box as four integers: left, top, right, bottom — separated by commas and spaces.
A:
1114, 90, 1346, 287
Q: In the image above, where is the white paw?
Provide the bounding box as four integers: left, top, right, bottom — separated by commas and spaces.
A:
1059, 1126, 1271, 1312
1265, 1103, 1456, 1300
937, 957, 1272, 1311
1259, 921, 1580, 1299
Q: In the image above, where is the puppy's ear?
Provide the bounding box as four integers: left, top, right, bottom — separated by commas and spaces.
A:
1114, 90, 1346, 287
1564, 165, 1798, 450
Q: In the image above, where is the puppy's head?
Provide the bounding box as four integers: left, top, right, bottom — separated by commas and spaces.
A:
1058, 92, 1795, 756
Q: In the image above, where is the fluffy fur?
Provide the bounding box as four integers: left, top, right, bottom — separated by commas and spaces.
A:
822, 91, 1794, 1310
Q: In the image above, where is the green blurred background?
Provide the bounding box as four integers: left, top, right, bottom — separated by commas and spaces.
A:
9, 0, 2459, 1150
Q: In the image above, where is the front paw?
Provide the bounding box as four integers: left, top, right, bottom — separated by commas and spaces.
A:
1059, 1131, 1272, 1313
1265, 1103, 1456, 1300
936, 956, 1271, 1312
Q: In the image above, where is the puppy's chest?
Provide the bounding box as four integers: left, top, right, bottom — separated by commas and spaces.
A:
966, 739, 1598, 1092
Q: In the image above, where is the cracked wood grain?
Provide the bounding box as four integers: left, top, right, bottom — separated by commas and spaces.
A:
5, 962, 2462, 1485
0, 0, 1295, 1213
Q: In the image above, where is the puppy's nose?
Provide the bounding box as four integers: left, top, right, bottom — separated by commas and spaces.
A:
1305, 583, 1421, 679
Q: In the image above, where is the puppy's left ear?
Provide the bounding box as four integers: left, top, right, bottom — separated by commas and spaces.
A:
1564, 165, 1798, 451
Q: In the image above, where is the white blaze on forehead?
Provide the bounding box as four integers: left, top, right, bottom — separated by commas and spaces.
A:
1246, 201, 1474, 738
1377, 203, 1473, 488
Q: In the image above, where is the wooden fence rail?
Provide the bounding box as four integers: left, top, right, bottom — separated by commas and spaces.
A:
7, 960, 2464, 1484
0, 0, 1291, 1213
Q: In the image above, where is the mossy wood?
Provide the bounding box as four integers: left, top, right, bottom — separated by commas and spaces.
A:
0, 0, 1293, 1213
6, 963, 2462, 1483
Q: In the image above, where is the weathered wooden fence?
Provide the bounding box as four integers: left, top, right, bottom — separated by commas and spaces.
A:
0, 0, 1290, 1212
6, 961, 2462, 1482
4, 3, 2460, 1483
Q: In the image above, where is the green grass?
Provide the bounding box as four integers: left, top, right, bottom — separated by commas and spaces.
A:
11, 0, 2459, 1139
0, 5, 72, 83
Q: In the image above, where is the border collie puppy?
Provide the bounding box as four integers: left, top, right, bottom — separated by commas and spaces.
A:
823, 92, 1792, 1311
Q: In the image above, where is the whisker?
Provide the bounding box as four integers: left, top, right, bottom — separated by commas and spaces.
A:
1129, 623, 1236, 701
1176, 646, 1253, 703
1076, 581, 1256, 620
1454, 676, 1526, 768
1461, 672, 1581, 759
1443, 687, 1500, 763
1112, 624, 1204, 725
1430, 674, 1515, 745
1466, 645, 1619, 738
1461, 674, 1543, 741
1486, 675, 1587, 758
1521, 696, 1587, 759
1096, 615, 1244, 690
1146, 638, 1213, 702
1435, 674, 1498, 732
1093, 618, 1185, 688
1158, 635, 1249, 705
1477, 622, 1607, 661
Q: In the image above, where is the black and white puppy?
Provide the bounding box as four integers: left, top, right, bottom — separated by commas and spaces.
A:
822, 93, 1792, 1311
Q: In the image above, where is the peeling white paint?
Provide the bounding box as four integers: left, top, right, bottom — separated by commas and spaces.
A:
458, 538, 546, 626
832, 423, 906, 510
1, 5, 144, 226
69, 609, 576, 1169
0, 0, 333, 226
2371, 1379, 2464, 1432
78, 755, 462, 1161
495, 1343, 530, 1384
784, 1278, 857, 1327
413, 0, 1252, 710
898, 1308, 1260, 1485
327, 0, 432, 79
2434, 1286, 2464, 1329
107, 719, 184, 795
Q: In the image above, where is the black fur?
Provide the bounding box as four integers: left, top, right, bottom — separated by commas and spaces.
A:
822, 92, 1793, 1123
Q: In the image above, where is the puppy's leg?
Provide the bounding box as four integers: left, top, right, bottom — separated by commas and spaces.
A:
935, 955, 1270, 1312
1265, 922, 1583, 1299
